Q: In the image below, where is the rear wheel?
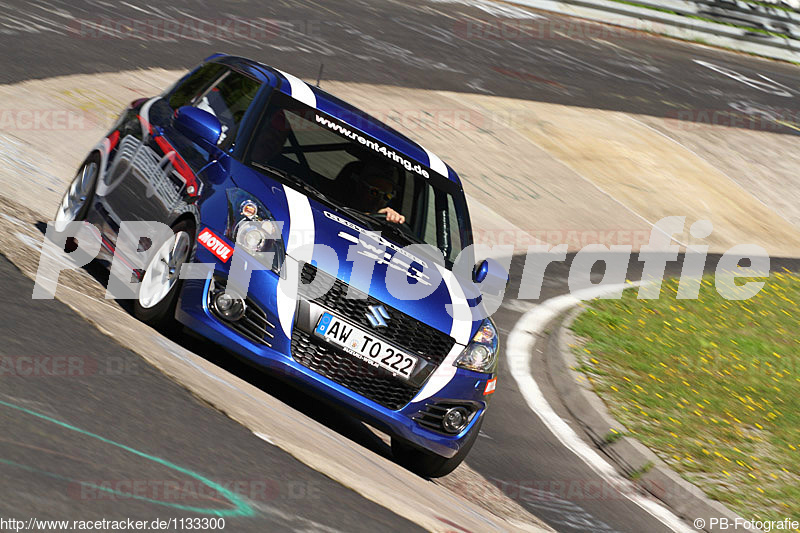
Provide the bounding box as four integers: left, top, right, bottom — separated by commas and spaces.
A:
391, 416, 483, 478
133, 219, 195, 329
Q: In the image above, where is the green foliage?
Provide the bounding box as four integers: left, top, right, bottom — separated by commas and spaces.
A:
572, 273, 800, 521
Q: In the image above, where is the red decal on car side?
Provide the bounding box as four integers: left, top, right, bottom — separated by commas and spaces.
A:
106, 130, 120, 152
153, 135, 201, 197
484, 378, 497, 395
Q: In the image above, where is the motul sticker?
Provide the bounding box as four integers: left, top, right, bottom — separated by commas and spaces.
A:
484, 377, 497, 395
197, 228, 232, 263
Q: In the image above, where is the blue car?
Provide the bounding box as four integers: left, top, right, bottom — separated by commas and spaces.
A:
53, 54, 500, 477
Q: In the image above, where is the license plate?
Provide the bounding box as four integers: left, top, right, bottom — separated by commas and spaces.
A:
314, 312, 418, 380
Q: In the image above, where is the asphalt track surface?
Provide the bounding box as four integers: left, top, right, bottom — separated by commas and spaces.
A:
0, 254, 422, 531
3, 0, 800, 129
3, 0, 800, 531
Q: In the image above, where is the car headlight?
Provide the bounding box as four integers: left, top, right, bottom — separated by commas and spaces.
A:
226, 188, 285, 274
454, 318, 499, 373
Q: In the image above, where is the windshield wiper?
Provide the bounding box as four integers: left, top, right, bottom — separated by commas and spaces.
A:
334, 204, 382, 230
365, 214, 427, 247
334, 205, 423, 247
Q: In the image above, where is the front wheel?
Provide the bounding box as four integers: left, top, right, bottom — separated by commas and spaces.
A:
133, 219, 195, 329
53, 158, 99, 251
54, 158, 99, 230
391, 416, 483, 478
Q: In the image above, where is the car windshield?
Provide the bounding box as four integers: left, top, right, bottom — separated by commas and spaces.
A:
243, 91, 471, 266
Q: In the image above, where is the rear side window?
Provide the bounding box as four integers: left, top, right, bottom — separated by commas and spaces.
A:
195, 71, 262, 149
167, 63, 226, 109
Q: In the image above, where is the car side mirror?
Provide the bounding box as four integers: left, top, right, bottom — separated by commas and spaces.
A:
173, 106, 222, 147
473, 258, 508, 284
473, 259, 490, 283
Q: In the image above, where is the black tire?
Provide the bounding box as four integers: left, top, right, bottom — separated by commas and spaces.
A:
132, 219, 195, 330
53, 155, 100, 252
391, 416, 483, 478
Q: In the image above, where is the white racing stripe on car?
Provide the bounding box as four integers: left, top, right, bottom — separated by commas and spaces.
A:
276, 69, 317, 109
276, 185, 315, 339
276, 258, 301, 340
283, 185, 315, 259
441, 268, 473, 345
412, 342, 463, 403
421, 146, 448, 177
412, 267, 472, 402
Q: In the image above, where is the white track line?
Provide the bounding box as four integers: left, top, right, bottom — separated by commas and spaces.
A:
507, 284, 693, 533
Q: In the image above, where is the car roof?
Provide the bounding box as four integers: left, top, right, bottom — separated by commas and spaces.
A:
206, 54, 462, 186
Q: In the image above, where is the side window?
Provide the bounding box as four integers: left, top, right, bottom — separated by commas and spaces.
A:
420, 188, 462, 262
167, 63, 226, 109
422, 188, 437, 251
446, 195, 463, 259
195, 71, 262, 149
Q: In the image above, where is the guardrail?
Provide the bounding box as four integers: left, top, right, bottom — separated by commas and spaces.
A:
634, 0, 800, 36
507, 0, 800, 62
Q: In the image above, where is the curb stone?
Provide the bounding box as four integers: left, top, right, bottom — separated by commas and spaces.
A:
545, 306, 760, 533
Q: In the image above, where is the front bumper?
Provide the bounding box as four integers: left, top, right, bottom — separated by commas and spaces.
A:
174, 257, 492, 458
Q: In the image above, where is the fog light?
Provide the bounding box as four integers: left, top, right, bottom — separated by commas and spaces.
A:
212, 291, 245, 321
442, 406, 470, 434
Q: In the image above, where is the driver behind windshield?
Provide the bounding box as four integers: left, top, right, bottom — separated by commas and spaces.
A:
248, 110, 406, 225
341, 160, 405, 224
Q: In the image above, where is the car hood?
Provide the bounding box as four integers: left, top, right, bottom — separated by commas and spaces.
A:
229, 162, 477, 344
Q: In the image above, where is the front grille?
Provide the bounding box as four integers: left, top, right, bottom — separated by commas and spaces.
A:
298, 263, 455, 365
291, 328, 420, 410
209, 277, 276, 347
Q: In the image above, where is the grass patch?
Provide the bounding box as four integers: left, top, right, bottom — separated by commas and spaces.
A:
629, 461, 655, 481
604, 428, 625, 444
572, 273, 800, 522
